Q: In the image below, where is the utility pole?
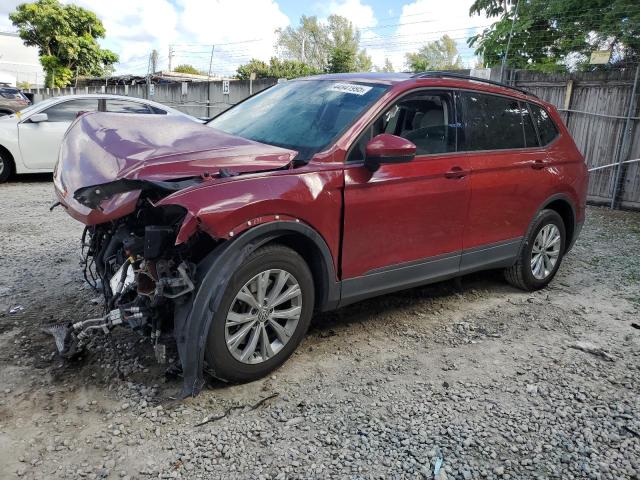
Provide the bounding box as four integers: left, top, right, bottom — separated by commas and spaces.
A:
207, 45, 215, 119
301, 36, 305, 63
151, 49, 159, 73
500, 0, 519, 83
146, 52, 152, 99
168, 45, 174, 72
207, 44, 215, 80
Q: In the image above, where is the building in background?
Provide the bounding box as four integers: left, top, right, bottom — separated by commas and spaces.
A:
0, 31, 44, 87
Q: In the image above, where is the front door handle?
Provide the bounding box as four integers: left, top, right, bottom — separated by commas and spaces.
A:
445, 166, 468, 179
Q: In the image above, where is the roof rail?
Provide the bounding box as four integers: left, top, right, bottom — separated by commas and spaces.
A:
410, 71, 536, 97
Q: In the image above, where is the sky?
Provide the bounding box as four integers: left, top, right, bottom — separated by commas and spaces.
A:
0, 0, 492, 76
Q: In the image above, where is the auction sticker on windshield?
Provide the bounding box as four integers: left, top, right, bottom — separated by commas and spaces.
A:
328, 83, 373, 95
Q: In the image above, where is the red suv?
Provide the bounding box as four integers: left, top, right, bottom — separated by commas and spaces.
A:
53, 73, 587, 396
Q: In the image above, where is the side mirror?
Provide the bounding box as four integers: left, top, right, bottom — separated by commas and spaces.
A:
364, 134, 416, 172
28, 113, 48, 123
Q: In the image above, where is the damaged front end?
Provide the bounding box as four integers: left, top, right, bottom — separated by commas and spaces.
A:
50, 112, 300, 396
48, 179, 216, 377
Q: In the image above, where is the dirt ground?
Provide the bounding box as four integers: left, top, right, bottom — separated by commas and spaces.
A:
0, 177, 639, 480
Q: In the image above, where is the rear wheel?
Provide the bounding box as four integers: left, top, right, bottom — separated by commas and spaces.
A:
504, 209, 566, 291
205, 244, 314, 382
0, 150, 12, 183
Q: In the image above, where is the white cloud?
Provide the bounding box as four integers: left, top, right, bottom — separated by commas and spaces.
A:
0, 0, 23, 32
2, 0, 489, 76
2, 0, 289, 76
327, 0, 376, 29
175, 0, 290, 76
382, 0, 489, 70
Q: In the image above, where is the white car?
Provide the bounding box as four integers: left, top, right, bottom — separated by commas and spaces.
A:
0, 94, 199, 182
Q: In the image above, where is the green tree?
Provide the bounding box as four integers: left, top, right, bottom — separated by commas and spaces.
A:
328, 47, 356, 73
276, 14, 372, 72
468, 0, 640, 71
10, 0, 118, 87
355, 50, 374, 72
405, 35, 463, 72
267, 58, 321, 79
236, 57, 320, 80
173, 64, 202, 75
236, 59, 270, 79
378, 58, 395, 72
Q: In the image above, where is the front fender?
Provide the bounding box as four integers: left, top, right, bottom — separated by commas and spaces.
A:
157, 169, 343, 271
174, 220, 340, 398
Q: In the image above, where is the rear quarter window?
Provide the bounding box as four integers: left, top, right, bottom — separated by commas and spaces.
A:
529, 103, 559, 145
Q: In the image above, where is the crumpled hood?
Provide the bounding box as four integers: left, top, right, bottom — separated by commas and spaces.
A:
54, 112, 297, 225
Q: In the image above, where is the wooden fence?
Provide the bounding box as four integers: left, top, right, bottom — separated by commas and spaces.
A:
26, 78, 278, 119
510, 69, 640, 209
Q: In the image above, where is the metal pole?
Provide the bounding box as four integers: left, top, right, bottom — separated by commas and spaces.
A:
500, 0, 519, 83
207, 45, 215, 118
145, 52, 151, 99
207, 45, 215, 80
610, 63, 640, 209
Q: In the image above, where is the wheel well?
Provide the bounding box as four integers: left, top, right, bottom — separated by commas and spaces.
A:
265, 233, 332, 311
0, 144, 15, 173
544, 199, 575, 251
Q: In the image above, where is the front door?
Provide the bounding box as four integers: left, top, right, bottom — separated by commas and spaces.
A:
19, 98, 100, 169
341, 89, 471, 302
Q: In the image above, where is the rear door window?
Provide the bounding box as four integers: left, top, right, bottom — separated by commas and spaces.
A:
106, 99, 153, 114
459, 92, 525, 151
529, 103, 559, 145
41, 98, 99, 122
521, 102, 539, 147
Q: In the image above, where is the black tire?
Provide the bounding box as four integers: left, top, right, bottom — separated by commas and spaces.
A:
205, 244, 314, 383
0, 150, 12, 183
504, 209, 566, 291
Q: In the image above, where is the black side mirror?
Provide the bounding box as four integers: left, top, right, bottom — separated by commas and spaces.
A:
364, 134, 416, 172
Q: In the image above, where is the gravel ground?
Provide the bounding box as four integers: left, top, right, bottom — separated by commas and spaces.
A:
0, 177, 639, 480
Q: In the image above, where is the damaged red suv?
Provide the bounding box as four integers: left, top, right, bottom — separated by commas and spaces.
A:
53, 73, 587, 396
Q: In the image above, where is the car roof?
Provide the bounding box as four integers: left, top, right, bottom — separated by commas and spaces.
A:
30, 93, 193, 118
46, 93, 165, 105
298, 72, 540, 103
301, 72, 413, 85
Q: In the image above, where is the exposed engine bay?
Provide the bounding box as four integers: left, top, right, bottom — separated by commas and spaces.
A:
46, 191, 215, 371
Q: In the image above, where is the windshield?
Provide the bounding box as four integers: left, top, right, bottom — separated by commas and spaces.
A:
208, 79, 388, 159
15, 97, 59, 116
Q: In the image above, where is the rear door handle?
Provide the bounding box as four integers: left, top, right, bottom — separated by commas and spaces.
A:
445, 166, 468, 179
531, 159, 546, 170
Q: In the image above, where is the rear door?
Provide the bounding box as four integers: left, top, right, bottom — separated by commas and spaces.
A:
18, 98, 99, 169
341, 89, 471, 300
457, 91, 548, 269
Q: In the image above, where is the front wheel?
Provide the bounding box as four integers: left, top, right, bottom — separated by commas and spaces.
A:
504, 209, 566, 291
0, 150, 12, 183
205, 244, 314, 382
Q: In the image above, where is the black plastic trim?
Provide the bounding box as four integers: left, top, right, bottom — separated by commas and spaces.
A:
459, 238, 523, 273
340, 252, 460, 307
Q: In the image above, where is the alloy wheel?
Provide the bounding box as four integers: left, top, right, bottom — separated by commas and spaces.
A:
224, 269, 302, 364
530, 224, 561, 280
